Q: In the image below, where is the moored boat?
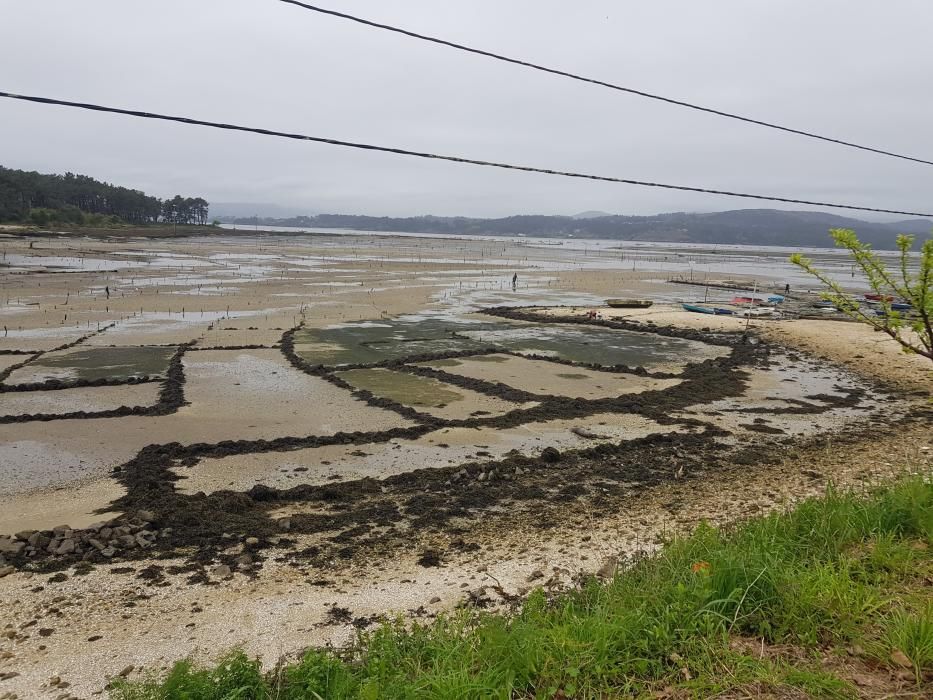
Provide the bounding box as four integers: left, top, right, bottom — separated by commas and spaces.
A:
606, 299, 653, 308
737, 307, 774, 317
681, 303, 716, 314
713, 307, 735, 315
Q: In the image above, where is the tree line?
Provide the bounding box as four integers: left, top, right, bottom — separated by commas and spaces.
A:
0, 166, 209, 226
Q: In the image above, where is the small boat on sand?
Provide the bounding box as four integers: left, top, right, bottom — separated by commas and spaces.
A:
606, 299, 653, 308
682, 303, 716, 314
713, 308, 735, 315
890, 302, 912, 311
864, 293, 894, 302
738, 307, 773, 318
812, 301, 836, 309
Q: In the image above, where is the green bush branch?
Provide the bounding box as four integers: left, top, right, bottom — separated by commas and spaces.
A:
790, 228, 933, 361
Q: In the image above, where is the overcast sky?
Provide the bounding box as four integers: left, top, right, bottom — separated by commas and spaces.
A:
2, 0, 931, 219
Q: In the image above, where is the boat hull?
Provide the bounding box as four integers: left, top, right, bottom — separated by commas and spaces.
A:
681, 303, 716, 314
606, 299, 653, 308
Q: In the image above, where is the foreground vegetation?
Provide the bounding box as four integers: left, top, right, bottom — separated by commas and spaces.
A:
792, 228, 933, 362
114, 477, 932, 699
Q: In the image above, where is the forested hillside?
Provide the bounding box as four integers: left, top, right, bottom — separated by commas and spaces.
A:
222, 209, 932, 250
0, 166, 208, 226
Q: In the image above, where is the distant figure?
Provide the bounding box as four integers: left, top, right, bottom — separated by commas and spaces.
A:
511, 273, 517, 291
105, 285, 110, 299
784, 283, 790, 295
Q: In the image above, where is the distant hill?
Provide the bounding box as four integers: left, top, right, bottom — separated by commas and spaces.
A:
571, 210, 613, 219
218, 209, 933, 250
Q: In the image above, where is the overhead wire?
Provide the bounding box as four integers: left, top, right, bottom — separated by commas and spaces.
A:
2, 91, 931, 217
276, 0, 933, 168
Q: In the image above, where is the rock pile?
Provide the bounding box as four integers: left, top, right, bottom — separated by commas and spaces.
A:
0, 510, 170, 573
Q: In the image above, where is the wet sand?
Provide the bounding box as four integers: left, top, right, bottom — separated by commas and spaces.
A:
429, 354, 682, 399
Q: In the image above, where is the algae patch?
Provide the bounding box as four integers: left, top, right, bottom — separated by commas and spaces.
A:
338, 368, 465, 408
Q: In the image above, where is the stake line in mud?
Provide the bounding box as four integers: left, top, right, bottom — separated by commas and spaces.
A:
3, 90, 933, 217
276, 0, 933, 168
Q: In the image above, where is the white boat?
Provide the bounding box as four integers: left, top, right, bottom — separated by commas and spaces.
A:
737, 307, 774, 318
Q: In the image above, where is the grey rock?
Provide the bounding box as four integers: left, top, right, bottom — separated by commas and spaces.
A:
136, 510, 156, 523
13, 531, 34, 541
134, 533, 152, 549
87, 539, 106, 552
55, 539, 75, 556
100, 547, 115, 558
244, 537, 259, 546
0, 540, 24, 556
212, 564, 232, 579
235, 554, 252, 568
117, 535, 137, 549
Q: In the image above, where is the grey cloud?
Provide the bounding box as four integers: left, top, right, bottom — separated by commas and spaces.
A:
1, 0, 931, 219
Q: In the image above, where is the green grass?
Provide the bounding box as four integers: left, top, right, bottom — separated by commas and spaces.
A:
112, 477, 933, 699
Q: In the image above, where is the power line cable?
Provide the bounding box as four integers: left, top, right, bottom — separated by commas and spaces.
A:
2, 90, 931, 217
277, 0, 933, 168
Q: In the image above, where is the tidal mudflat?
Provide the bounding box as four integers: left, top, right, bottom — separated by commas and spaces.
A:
0, 231, 929, 697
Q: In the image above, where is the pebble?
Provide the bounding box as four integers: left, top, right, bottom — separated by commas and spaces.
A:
212, 565, 232, 579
